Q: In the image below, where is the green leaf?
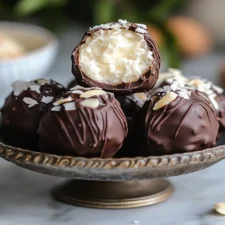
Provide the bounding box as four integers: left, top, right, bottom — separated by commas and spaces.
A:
15, 0, 66, 16
93, 0, 115, 24
158, 24, 181, 68
147, 0, 183, 23
15, 0, 48, 15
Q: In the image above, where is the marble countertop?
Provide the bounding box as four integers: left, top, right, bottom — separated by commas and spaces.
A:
1, 23, 225, 225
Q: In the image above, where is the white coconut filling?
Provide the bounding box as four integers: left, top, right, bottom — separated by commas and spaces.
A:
79, 29, 153, 85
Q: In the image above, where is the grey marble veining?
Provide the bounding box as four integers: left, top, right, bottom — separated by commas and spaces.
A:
1, 23, 225, 225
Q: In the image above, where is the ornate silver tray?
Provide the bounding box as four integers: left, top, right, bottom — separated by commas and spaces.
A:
0, 142, 224, 209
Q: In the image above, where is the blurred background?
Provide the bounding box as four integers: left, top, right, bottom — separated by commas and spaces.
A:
0, 0, 225, 98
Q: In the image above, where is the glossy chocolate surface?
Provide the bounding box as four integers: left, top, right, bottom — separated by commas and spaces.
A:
71, 21, 160, 94
38, 86, 128, 158
141, 86, 219, 155
0, 79, 65, 149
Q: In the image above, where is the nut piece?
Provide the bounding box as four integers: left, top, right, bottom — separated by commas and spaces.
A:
153, 92, 178, 110
187, 79, 202, 87
80, 90, 106, 99
36, 79, 49, 86
214, 203, 225, 215
53, 97, 73, 106
23, 97, 38, 108
80, 98, 100, 108
133, 93, 147, 102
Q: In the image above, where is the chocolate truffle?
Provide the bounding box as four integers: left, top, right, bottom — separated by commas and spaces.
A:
115, 92, 148, 158
0, 79, 65, 149
71, 19, 160, 94
116, 92, 147, 118
67, 79, 78, 90
185, 78, 225, 132
142, 79, 219, 155
38, 86, 128, 158
154, 68, 187, 88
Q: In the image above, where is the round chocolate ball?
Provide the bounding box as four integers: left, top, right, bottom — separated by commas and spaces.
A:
115, 92, 148, 158
185, 78, 225, 133
71, 19, 160, 94
38, 86, 128, 158
0, 79, 65, 149
141, 80, 219, 155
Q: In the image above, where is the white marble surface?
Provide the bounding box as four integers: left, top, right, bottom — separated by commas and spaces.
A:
1, 23, 225, 225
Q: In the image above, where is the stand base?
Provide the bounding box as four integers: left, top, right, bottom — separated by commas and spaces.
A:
53, 179, 173, 209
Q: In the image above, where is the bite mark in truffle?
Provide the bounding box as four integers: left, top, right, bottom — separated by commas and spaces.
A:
72, 19, 160, 94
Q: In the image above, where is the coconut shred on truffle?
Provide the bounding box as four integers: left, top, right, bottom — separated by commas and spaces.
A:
72, 19, 160, 94
0, 79, 65, 149
185, 78, 225, 131
141, 79, 219, 155
38, 86, 128, 158
154, 68, 187, 88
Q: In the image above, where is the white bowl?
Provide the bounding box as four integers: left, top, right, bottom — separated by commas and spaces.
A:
0, 21, 58, 106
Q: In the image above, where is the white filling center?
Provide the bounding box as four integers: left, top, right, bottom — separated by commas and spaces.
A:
79, 29, 153, 85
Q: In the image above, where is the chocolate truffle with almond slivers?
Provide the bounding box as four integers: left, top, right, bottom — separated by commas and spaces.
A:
141, 79, 219, 155
72, 19, 160, 94
38, 86, 128, 158
185, 78, 225, 132
154, 68, 187, 89
0, 79, 65, 149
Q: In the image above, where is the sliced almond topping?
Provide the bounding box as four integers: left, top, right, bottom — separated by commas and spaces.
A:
36, 79, 49, 86
23, 97, 38, 108
51, 106, 61, 111
133, 93, 147, 102
187, 79, 202, 87
153, 92, 178, 110
80, 89, 106, 98
53, 96, 73, 106
214, 203, 225, 215
80, 98, 100, 108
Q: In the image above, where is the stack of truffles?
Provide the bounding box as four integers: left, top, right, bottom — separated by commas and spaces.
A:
1, 19, 224, 158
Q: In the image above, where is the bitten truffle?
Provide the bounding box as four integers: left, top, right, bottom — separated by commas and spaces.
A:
38, 86, 128, 158
72, 19, 160, 94
141, 80, 219, 155
0, 79, 65, 149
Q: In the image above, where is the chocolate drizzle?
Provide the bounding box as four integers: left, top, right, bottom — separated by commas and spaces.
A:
38, 87, 128, 157
142, 90, 219, 155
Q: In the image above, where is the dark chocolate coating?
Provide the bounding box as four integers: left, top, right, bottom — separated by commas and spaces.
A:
116, 93, 147, 127
38, 88, 128, 158
141, 90, 219, 155
116, 95, 137, 118
115, 93, 147, 157
0, 79, 65, 149
216, 94, 225, 132
67, 79, 78, 90
71, 23, 160, 94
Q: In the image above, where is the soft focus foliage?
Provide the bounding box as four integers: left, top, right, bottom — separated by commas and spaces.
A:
0, 0, 184, 67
